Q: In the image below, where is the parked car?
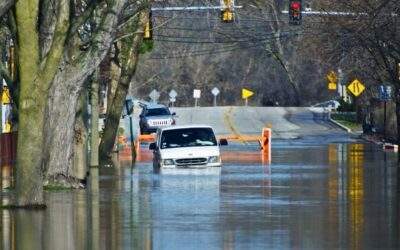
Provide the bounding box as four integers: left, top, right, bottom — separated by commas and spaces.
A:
149, 125, 228, 169
139, 104, 176, 134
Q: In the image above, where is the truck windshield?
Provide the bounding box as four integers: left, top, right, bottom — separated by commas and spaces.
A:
160, 128, 217, 149
146, 108, 170, 116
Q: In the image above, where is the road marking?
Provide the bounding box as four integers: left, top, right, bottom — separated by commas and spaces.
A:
223, 107, 248, 145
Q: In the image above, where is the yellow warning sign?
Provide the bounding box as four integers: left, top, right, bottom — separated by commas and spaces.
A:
242, 88, 254, 99
327, 71, 337, 83
1, 87, 11, 104
347, 79, 365, 97
328, 82, 337, 90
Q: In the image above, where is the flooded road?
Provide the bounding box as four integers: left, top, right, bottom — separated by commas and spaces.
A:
1, 142, 400, 249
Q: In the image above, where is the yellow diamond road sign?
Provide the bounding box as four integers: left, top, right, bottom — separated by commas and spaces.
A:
347, 79, 365, 97
327, 71, 337, 83
328, 82, 337, 90
242, 88, 254, 99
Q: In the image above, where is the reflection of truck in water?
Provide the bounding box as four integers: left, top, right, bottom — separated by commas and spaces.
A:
149, 125, 228, 169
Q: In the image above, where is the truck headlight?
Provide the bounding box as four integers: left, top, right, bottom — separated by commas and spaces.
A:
163, 159, 174, 165
208, 156, 220, 163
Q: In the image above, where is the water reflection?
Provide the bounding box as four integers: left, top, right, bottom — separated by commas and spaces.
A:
0, 143, 399, 249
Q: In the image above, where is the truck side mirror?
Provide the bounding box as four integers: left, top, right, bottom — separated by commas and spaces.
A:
149, 143, 157, 150
219, 138, 228, 146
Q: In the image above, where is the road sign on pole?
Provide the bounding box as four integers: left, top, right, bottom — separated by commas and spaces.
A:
193, 89, 201, 107
347, 79, 365, 97
327, 71, 337, 83
328, 82, 337, 90
378, 85, 392, 101
242, 88, 254, 106
327, 71, 337, 90
211, 87, 220, 107
149, 89, 160, 103
169, 89, 177, 99
169, 97, 176, 107
169, 89, 178, 107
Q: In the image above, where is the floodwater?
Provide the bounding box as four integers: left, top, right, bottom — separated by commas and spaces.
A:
1, 142, 400, 250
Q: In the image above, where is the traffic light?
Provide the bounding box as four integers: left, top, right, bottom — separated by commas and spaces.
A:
289, 0, 302, 25
221, 9, 234, 22
221, 0, 234, 23
143, 11, 153, 40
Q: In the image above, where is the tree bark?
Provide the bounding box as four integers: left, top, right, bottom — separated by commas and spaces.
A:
0, 0, 14, 18
14, 0, 69, 205
99, 9, 149, 161
73, 89, 89, 184
14, 0, 43, 206
43, 0, 127, 186
90, 73, 100, 167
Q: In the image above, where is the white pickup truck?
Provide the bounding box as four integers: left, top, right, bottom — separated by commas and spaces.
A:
149, 125, 228, 169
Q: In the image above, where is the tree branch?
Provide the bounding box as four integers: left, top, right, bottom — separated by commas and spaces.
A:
38, 0, 70, 89
0, 0, 14, 18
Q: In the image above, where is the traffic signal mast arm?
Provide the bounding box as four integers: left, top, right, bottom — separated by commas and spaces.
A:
281, 9, 396, 17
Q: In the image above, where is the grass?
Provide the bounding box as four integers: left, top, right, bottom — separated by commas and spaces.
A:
333, 119, 362, 131
331, 112, 362, 131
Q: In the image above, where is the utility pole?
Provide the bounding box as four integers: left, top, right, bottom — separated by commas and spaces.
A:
125, 99, 136, 163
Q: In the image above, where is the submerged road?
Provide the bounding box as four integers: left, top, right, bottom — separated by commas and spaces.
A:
2, 106, 398, 250
128, 106, 359, 146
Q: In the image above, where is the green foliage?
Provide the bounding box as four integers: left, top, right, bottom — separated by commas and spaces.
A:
331, 112, 362, 131
331, 112, 357, 123
337, 98, 356, 112
139, 40, 154, 54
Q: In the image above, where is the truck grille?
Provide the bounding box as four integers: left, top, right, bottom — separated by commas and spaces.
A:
175, 158, 208, 166
150, 120, 170, 126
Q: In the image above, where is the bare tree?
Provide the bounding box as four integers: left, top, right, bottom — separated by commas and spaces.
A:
0, 0, 14, 18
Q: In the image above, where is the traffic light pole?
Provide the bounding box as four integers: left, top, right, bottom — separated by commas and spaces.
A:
151, 6, 242, 11
125, 100, 136, 162
384, 100, 387, 140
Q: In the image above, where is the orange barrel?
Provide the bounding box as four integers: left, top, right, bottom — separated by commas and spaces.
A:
261, 128, 271, 164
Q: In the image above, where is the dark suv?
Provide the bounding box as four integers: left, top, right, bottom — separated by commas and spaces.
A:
139, 104, 176, 134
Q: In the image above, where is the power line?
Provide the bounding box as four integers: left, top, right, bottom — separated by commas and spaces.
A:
147, 32, 318, 59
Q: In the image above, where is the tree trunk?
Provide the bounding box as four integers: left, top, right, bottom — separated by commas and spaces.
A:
107, 61, 121, 114
99, 9, 149, 161
43, 74, 84, 187
14, 0, 44, 206
90, 73, 100, 167
73, 89, 89, 184
42, 0, 128, 186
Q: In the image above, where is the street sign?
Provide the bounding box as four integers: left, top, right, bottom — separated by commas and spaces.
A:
211, 87, 220, 107
347, 79, 365, 97
327, 71, 337, 83
169, 89, 178, 98
242, 88, 254, 99
211, 87, 220, 96
193, 89, 201, 99
1, 86, 11, 104
170, 97, 176, 103
379, 85, 392, 101
149, 89, 160, 103
328, 82, 337, 90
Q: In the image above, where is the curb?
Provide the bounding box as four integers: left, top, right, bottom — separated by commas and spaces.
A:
329, 118, 352, 133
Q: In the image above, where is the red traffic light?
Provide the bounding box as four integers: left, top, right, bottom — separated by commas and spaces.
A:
291, 2, 301, 10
